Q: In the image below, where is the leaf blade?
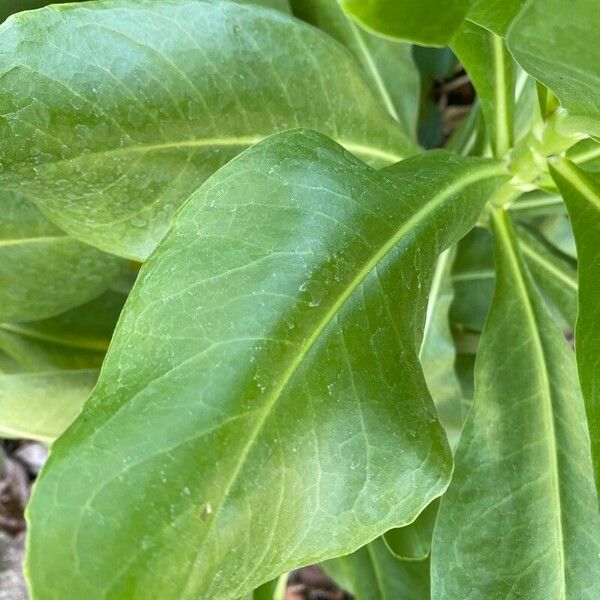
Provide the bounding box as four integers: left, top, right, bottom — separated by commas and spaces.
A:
0, 0, 416, 260
27, 130, 506, 599
507, 0, 600, 138
432, 209, 600, 598
339, 0, 473, 47
549, 158, 600, 500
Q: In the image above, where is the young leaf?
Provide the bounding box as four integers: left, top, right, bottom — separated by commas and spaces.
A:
467, 0, 526, 36
290, 0, 420, 137
27, 130, 507, 599
549, 158, 600, 500
431, 209, 600, 598
339, 0, 473, 47
0, 192, 124, 322
507, 0, 600, 138
323, 539, 430, 600
0, 0, 416, 260
451, 21, 514, 157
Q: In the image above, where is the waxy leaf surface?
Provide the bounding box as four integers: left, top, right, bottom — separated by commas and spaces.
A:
432, 210, 600, 599
0, 0, 415, 260
339, 0, 473, 47
0, 290, 126, 441
27, 130, 506, 599
507, 0, 600, 138
451, 21, 514, 157
467, 0, 525, 36
0, 192, 123, 322
290, 0, 419, 137
549, 159, 600, 499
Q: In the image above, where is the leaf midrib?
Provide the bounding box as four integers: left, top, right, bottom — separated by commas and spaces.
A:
180, 163, 505, 598
0, 235, 64, 248
494, 210, 567, 598
518, 238, 577, 292
1, 136, 406, 184
346, 19, 399, 122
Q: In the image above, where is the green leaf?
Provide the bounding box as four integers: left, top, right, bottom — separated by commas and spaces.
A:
549, 158, 600, 501
0, 370, 97, 442
323, 539, 430, 600
0, 0, 292, 23
450, 227, 495, 332
0, 191, 124, 322
567, 139, 600, 174
507, 0, 600, 138
420, 249, 462, 446
383, 499, 438, 561
339, 0, 473, 47
516, 224, 578, 330
451, 21, 515, 157
242, 574, 287, 600
2, 289, 128, 354
432, 209, 600, 598
0, 0, 416, 261
467, 0, 526, 36
445, 104, 487, 157
290, 0, 420, 137
27, 130, 507, 599
0, 290, 126, 441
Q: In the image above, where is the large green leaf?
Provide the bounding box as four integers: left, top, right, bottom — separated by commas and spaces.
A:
26, 130, 507, 599
0, 370, 97, 442
0, 0, 290, 22
323, 539, 430, 600
467, 0, 525, 36
432, 209, 600, 598
451, 21, 514, 157
549, 158, 600, 500
507, 0, 600, 138
339, 0, 473, 47
0, 191, 124, 322
290, 0, 419, 137
0, 0, 416, 261
0, 290, 126, 442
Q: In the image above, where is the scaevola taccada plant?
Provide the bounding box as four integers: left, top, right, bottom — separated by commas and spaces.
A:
0, 0, 598, 598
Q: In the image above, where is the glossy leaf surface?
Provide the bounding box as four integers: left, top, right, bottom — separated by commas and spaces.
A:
516, 224, 577, 329
0, 290, 126, 442
0, 0, 415, 260
467, 0, 525, 36
507, 0, 600, 138
0, 370, 97, 442
432, 209, 600, 598
549, 158, 600, 499
419, 249, 462, 446
323, 539, 429, 600
0, 192, 123, 322
451, 21, 514, 157
339, 0, 473, 46
290, 0, 419, 137
27, 130, 506, 599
